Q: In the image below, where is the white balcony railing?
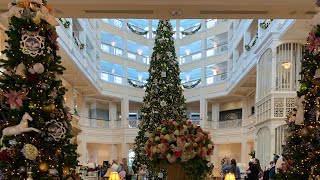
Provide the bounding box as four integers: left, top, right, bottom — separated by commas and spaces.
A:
206, 72, 228, 85
218, 119, 242, 128
81, 118, 110, 128
128, 119, 140, 128
180, 43, 228, 65
101, 43, 124, 57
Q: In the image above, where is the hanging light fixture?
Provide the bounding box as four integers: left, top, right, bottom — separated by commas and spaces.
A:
282, 62, 291, 69
111, 41, 116, 47
111, 69, 115, 74
138, 74, 143, 81
137, 49, 143, 55
186, 74, 190, 82
185, 49, 190, 56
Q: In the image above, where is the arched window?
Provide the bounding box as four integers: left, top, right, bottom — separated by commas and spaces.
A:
256, 127, 271, 169
257, 49, 272, 100
275, 43, 303, 91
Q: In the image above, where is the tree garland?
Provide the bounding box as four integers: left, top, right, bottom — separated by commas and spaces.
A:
127, 23, 148, 35
181, 24, 202, 36
183, 79, 201, 89
127, 78, 146, 89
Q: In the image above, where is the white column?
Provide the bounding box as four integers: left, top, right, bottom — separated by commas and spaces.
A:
122, 20, 128, 57
213, 144, 220, 169
90, 101, 97, 120
77, 95, 85, 117
121, 142, 128, 160
201, 66, 206, 86
270, 129, 276, 159
110, 144, 118, 162
148, 20, 153, 39
271, 48, 277, 92
242, 97, 248, 126
109, 102, 117, 128
123, 65, 128, 85
212, 103, 220, 129
241, 140, 247, 164
121, 97, 129, 128
77, 138, 87, 165
201, 19, 207, 59
65, 84, 75, 110
200, 98, 207, 128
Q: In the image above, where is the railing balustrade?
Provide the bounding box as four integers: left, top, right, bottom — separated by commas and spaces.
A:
128, 119, 140, 128
100, 43, 124, 57
218, 119, 242, 128
101, 72, 124, 84
206, 72, 228, 85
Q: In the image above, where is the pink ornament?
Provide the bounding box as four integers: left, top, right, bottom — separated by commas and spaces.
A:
307, 32, 320, 53
3, 90, 27, 109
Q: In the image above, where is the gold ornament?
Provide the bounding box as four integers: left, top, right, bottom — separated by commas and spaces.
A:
42, 103, 55, 112
56, 148, 61, 155
63, 167, 70, 175
39, 162, 49, 172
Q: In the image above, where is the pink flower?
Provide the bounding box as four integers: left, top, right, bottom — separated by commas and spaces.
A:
4, 90, 27, 109
307, 32, 320, 53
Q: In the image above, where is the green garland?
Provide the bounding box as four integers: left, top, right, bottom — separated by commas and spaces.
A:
128, 78, 146, 88
58, 18, 70, 29
72, 32, 84, 50
181, 24, 202, 36
183, 79, 201, 89
259, 19, 273, 30
127, 23, 148, 35
245, 33, 258, 51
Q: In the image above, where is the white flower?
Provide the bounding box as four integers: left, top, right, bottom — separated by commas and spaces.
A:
160, 100, 167, 107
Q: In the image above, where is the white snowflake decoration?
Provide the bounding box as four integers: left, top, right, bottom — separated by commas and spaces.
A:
160, 100, 167, 107
20, 32, 45, 57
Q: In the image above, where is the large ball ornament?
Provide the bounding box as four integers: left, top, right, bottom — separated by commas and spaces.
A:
39, 162, 49, 172
33, 63, 45, 74
63, 167, 70, 175
42, 103, 55, 112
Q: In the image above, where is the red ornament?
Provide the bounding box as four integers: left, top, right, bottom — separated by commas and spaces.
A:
0, 149, 10, 161
27, 73, 38, 82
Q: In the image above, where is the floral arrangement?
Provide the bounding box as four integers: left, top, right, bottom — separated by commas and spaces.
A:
145, 119, 214, 180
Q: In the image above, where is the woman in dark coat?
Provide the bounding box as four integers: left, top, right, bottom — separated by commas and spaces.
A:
246, 161, 259, 180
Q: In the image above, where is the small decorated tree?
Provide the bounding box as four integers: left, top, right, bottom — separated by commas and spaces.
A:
0, 0, 78, 179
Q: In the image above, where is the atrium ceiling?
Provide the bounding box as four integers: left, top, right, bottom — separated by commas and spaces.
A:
0, 0, 315, 19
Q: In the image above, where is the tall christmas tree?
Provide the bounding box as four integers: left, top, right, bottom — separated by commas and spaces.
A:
0, 0, 78, 179
133, 20, 187, 178
276, 19, 320, 180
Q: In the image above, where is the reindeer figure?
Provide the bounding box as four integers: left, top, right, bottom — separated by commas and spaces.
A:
1, 112, 40, 145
